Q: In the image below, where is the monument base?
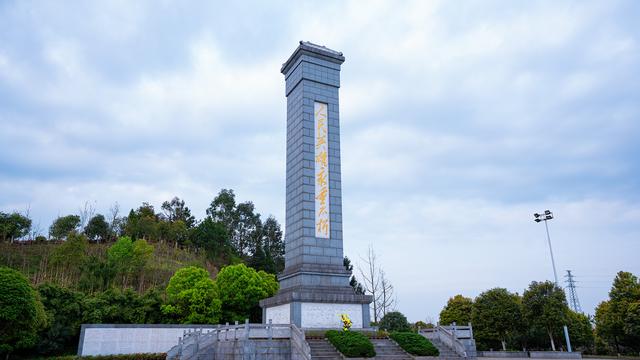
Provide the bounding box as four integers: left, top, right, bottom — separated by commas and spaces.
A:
260, 285, 372, 329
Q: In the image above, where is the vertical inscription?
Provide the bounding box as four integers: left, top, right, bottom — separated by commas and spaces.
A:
314, 102, 330, 238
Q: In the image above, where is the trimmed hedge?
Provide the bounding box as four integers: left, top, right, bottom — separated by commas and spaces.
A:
326, 330, 376, 358
46, 354, 166, 360
390, 332, 439, 356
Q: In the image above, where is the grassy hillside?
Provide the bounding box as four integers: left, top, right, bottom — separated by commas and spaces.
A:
0, 242, 215, 293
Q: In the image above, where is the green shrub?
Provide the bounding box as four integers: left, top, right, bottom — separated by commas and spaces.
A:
379, 311, 410, 332
390, 331, 439, 356
326, 330, 376, 358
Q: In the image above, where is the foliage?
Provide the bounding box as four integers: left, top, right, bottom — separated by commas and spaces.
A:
190, 217, 232, 262
326, 330, 376, 358
215, 263, 279, 322
206, 189, 284, 266
85, 214, 110, 242
83, 288, 166, 324
36, 283, 86, 355
379, 311, 411, 332
50, 232, 89, 271
161, 196, 196, 228
390, 331, 439, 356
124, 203, 158, 240
0, 266, 47, 355
522, 281, 569, 351
107, 236, 154, 286
161, 266, 221, 324
439, 294, 473, 326
566, 310, 594, 352
594, 271, 640, 354
0, 211, 31, 242
344, 256, 365, 295
472, 288, 523, 351
412, 320, 433, 331
49, 215, 81, 240
260, 216, 284, 273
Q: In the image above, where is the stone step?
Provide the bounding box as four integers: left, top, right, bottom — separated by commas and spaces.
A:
308, 338, 343, 360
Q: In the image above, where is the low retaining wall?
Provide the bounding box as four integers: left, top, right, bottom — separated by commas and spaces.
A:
478, 351, 582, 359
478, 351, 528, 358
530, 351, 582, 359
78, 324, 218, 356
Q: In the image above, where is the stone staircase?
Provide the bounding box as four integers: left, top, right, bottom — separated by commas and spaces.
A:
371, 338, 413, 360
308, 338, 344, 360
430, 338, 463, 359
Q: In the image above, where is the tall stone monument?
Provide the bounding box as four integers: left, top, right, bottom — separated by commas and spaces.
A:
260, 42, 372, 329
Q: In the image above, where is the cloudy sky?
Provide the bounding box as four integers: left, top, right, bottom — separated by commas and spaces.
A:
1, 0, 639, 321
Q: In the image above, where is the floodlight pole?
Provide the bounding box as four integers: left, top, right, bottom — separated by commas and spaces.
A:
543, 219, 559, 286
533, 210, 571, 352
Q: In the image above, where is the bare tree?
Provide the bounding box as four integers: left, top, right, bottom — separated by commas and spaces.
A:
78, 200, 96, 232
108, 202, 121, 240
377, 270, 396, 320
358, 245, 382, 323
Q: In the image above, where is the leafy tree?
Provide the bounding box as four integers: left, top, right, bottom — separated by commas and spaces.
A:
36, 283, 85, 355
344, 257, 365, 295
594, 271, 640, 354
522, 281, 568, 351
83, 288, 165, 325
85, 214, 109, 242
439, 294, 473, 326
49, 215, 81, 240
161, 266, 221, 324
161, 197, 196, 228
190, 217, 233, 261
215, 263, 278, 323
206, 189, 262, 257
124, 203, 159, 240
0, 212, 31, 242
107, 236, 153, 287
0, 266, 47, 356
472, 288, 523, 350
248, 240, 269, 272
158, 219, 190, 245
261, 216, 284, 272
379, 311, 410, 332
78, 256, 116, 293
206, 189, 237, 231
566, 310, 594, 352
50, 232, 88, 271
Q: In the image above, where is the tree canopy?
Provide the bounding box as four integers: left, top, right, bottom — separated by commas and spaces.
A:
0, 266, 47, 355
0, 212, 31, 242
49, 215, 81, 240
472, 288, 523, 350
215, 263, 278, 323
439, 294, 473, 326
161, 266, 221, 324
522, 281, 569, 351
595, 271, 640, 354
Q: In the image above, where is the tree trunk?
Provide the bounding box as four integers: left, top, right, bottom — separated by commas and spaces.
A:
501, 339, 507, 351
548, 330, 556, 351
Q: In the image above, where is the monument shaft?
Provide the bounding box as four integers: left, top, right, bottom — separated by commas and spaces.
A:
260, 42, 372, 329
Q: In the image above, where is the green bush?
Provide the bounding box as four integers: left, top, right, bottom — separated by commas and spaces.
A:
379, 311, 410, 332
390, 332, 439, 356
326, 330, 376, 358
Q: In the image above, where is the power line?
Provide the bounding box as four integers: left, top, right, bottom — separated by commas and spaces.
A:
565, 270, 583, 313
